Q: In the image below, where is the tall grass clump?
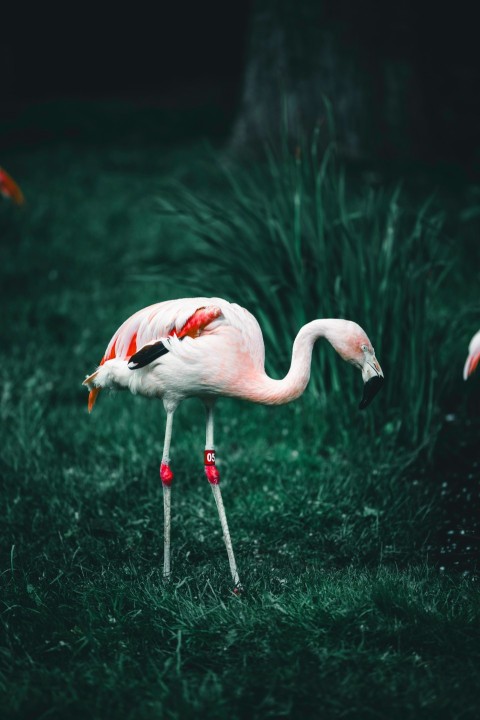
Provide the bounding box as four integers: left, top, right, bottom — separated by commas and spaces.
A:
153, 133, 451, 448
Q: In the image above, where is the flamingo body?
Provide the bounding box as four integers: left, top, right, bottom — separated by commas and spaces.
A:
84, 297, 382, 411
83, 297, 384, 586
85, 297, 266, 411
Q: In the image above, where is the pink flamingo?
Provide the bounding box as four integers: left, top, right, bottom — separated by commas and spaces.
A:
83, 297, 384, 586
464, 330, 480, 379
0, 166, 24, 205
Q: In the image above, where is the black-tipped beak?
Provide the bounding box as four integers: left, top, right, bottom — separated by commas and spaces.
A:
359, 375, 384, 410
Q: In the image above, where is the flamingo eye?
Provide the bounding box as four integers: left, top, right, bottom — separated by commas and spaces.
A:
361, 344, 368, 352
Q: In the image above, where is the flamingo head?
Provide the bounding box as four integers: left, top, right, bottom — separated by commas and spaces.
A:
331, 322, 384, 409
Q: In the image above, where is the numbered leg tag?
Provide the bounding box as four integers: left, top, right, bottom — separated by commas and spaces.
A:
160, 462, 174, 486
204, 450, 216, 466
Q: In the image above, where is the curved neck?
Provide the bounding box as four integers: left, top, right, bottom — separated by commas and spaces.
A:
244, 319, 342, 406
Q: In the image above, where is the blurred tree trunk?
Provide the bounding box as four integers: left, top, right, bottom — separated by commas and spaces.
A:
230, 0, 425, 163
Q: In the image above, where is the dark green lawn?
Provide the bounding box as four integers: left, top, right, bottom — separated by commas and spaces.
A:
1, 102, 480, 719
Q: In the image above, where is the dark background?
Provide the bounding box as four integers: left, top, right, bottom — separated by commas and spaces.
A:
1, 5, 249, 101
2, 1, 479, 174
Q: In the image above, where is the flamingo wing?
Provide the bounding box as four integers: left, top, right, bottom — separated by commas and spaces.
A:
128, 340, 170, 369
127, 307, 223, 369
100, 300, 223, 366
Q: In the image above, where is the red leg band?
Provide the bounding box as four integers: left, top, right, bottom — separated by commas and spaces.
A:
205, 465, 220, 485
160, 462, 173, 486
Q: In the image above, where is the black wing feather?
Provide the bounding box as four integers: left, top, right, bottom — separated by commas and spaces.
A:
128, 341, 169, 369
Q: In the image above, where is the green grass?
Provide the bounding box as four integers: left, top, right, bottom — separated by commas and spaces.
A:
1, 105, 480, 719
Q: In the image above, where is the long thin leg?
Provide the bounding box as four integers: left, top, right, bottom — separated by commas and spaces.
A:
204, 404, 241, 588
160, 410, 175, 579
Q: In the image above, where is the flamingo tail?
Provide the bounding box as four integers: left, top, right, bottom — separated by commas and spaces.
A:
83, 371, 101, 412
